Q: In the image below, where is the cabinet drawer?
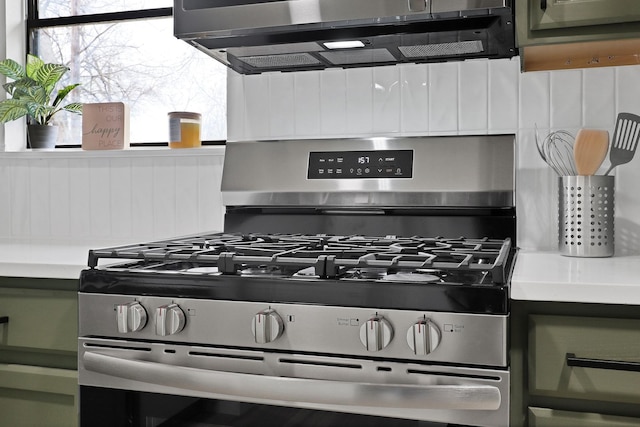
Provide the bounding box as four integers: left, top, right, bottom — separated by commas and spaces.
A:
0, 287, 77, 352
529, 407, 640, 427
0, 364, 77, 427
529, 315, 640, 403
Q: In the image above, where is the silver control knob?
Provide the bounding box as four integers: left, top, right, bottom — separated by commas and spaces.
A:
251, 309, 284, 344
359, 315, 393, 351
155, 303, 186, 336
406, 318, 441, 355
116, 301, 147, 333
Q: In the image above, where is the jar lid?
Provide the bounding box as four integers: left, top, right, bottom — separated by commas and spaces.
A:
168, 111, 201, 120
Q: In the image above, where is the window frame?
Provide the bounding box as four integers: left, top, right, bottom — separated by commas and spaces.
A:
25, 1, 226, 147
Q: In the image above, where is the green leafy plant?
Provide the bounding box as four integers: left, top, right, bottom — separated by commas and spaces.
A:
0, 54, 82, 125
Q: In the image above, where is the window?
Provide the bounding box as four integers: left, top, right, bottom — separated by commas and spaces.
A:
28, 0, 227, 146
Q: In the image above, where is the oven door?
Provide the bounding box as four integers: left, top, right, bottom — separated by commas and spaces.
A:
79, 338, 509, 427
81, 385, 482, 426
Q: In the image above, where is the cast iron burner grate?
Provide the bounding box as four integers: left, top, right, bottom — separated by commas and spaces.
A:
88, 233, 512, 284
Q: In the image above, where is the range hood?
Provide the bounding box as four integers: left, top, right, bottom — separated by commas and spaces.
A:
173, 0, 517, 74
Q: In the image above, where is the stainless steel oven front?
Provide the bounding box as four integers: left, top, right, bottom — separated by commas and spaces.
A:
78, 295, 509, 427
78, 135, 516, 427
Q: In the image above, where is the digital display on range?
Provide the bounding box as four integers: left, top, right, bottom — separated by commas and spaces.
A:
308, 150, 413, 179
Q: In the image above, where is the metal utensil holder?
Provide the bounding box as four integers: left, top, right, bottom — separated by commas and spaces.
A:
559, 176, 614, 257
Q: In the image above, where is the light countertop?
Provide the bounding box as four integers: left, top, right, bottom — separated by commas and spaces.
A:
511, 251, 640, 305
0, 240, 125, 280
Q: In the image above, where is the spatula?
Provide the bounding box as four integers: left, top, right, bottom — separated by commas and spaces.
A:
573, 129, 609, 176
604, 112, 640, 175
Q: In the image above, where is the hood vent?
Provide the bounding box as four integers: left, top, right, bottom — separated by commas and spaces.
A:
174, 0, 517, 74
400, 40, 485, 58
241, 53, 323, 69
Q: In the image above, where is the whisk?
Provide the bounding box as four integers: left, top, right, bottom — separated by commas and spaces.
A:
535, 128, 578, 176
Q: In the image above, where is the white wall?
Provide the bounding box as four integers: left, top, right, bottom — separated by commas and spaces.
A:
227, 58, 640, 255
0, 149, 226, 245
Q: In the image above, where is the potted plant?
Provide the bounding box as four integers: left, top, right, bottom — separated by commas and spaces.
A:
0, 53, 82, 149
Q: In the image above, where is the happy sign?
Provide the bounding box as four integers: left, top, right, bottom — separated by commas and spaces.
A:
82, 102, 130, 150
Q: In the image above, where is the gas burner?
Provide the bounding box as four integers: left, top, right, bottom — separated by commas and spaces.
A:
382, 272, 441, 283
341, 268, 388, 281
340, 268, 442, 283
292, 266, 319, 278
239, 265, 287, 277
183, 266, 220, 274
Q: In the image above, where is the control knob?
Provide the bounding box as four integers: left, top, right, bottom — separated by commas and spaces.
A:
116, 301, 147, 333
155, 303, 186, 336
251, 309, 284, 344
359, 314, 393, 351
407, 318, 441, 355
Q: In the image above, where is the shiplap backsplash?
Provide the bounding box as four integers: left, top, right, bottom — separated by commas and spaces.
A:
2, 57, 640, 254
227, 58, 640, 255
0, 149, 226, 244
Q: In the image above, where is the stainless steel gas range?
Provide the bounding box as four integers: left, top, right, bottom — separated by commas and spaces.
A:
78, 135, 517, 427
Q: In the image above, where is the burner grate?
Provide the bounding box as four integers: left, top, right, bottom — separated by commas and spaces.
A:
88, 233, 512, 284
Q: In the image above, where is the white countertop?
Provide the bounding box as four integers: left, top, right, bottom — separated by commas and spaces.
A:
0, 240, 125, 280
511, 251, 640, 305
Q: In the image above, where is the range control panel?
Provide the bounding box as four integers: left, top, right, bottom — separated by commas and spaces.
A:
78, 293, 507, 367
308, 150, 413, 179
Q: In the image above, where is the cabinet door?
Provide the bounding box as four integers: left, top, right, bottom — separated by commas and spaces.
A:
516, 0, 640, 48
529, 315, 640, 404
529, 0, 640, 31
0, 286, 77, 353
529, 407, 640, 427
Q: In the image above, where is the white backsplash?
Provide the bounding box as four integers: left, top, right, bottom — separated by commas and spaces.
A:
228, 58, 640, 255
0, 149, 226, 245
2, 57, 640, 255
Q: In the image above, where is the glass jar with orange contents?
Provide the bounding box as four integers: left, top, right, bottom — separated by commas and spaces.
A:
168, 111, 201, 148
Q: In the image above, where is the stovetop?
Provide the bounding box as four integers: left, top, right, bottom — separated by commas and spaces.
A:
87, 233, 512, 285
80, 233, 515, 314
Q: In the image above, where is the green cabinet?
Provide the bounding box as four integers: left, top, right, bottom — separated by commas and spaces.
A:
511, 301, 640, 426
529, 315, 640, 404
516, 0, 640, 46
0, 277, 78, 427
0, 364, 78, 427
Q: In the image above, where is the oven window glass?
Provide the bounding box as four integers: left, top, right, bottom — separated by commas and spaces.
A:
81, 386, 449, 427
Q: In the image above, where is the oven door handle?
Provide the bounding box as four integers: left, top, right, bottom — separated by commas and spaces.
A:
83, 351, 501, 410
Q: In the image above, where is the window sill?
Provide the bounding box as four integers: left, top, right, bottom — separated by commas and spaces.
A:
0, 145, 226, 159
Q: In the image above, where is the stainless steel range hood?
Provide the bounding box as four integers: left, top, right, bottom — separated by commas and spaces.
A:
173, 0, 516, 74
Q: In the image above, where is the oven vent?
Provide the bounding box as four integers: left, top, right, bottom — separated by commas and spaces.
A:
190, 351, 264, 361
84, 342, 151, 352
407, 369, 501, 381
279, 358, 363, 370
399, 40, 484, 58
